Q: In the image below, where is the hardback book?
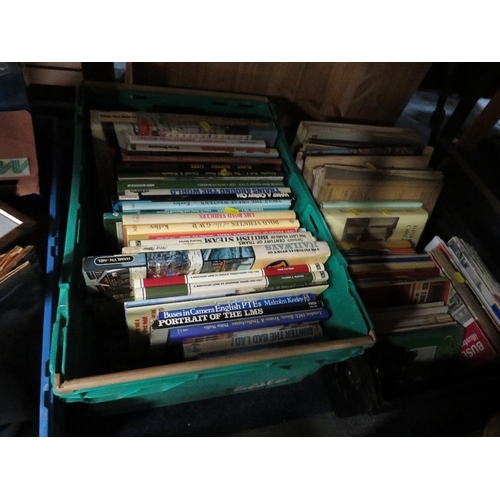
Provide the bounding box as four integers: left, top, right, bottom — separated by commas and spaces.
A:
124, 286, 328, 336
299, 147, 434, 185
119, 186, 294, 202
117, 162, 284, 177
370, 312, 455, 334
447, 286, 498, 363
123, 231, 316, 252
348, 253, 441, 281
320, 200, 423, 210
96, 110, 279, 148
321, 207, 429, 247
355, 276, 451, 309
292, 120, 423, 153
134, 263, 325, 289
129, 229, 300, 244
133, 269, 329, 301
311, 164, 443, 214
181, 323, 324, 359
120, 153, 283, 165
82, 241, 331, 298
117, 177, 285, 193
122, 218, 301, 245
336, 239, 416, 254
123, 143, 280, 158
120, 210, 296, 227
119, 198, 293, 213
126, 135, 267, 149
156, 299, 323, 331
150, 307, 330, 345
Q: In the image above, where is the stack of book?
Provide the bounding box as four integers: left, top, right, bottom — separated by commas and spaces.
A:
292, 120, 444, 215
425, 235, 500, 364
317, 199, 464, 388
319, 200, 459, 332
83, 110, 333, 363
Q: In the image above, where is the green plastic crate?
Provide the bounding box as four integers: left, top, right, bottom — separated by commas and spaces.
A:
49, 83, 374, 409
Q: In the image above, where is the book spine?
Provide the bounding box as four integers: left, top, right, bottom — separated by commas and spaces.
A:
121, 210, 296, 226
127, 144, 280, 157
124, 288, 324, 335
129, 228, 300, 241
133, 271, 329, 301
131, 132, 254, 141
126, 231, 316, 248
347, 262, 438, 272
120, 153, 283, 165
460, 320, 498, 361
120, 186, 292, 199
155, 300, 323, 330
123, 219, 301, 241
86, 243, 331, 297
357, 278, 451, 308
141, 241, 331, 277
162, 308, 330, 344
320, 200, 424, 209
119, 113, 277, 144
156, 292, 318, 321
119, 198, 292, 213
118, 163, 283, 177
132, 193, 295, 202
135, 264, 326, 288
123, 235, 317, 252
182, 323, 324, 359
117, 178, 285, 192
349, 267, 442, 281
129, 136, 267, 148
345, 254, 433, 264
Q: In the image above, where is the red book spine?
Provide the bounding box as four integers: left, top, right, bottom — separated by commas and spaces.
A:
139, 264, 324, 288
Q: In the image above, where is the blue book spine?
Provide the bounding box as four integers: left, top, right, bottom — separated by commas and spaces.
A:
164, 308, 330, 344
157, 293, 317, 320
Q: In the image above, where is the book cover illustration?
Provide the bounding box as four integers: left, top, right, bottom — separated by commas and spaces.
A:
322, 207, 429, 247
83, 242, 331, 297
